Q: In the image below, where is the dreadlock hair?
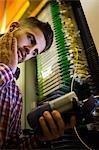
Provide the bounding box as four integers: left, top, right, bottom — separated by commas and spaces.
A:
20, 17, 54, 52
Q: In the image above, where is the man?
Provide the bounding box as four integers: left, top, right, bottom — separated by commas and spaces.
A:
0, 17, 76, 149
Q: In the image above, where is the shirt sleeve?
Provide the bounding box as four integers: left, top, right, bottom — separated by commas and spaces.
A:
0, 63, 14, 88
0, 63, 43, 149
1, 133, 44, 149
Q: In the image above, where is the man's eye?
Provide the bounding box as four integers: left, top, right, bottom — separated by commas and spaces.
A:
27, 34, 36, 45
27, 35, 33, 44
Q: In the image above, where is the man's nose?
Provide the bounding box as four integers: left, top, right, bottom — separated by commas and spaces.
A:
24, 46, 33, 54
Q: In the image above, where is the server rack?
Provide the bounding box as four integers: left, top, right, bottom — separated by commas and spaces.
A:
30, 0, 99, 149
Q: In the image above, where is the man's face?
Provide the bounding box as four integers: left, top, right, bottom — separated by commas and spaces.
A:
13, 26, 46, 63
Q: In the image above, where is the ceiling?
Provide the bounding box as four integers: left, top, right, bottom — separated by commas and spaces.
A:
0, 0, 48, 33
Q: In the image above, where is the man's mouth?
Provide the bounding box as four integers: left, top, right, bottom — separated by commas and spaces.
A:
17, 48, 27, 63
18, 50, 23, 58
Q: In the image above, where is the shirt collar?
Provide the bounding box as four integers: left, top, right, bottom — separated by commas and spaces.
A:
14, 67, 20, 80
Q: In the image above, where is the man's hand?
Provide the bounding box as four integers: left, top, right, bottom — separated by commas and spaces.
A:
0, 32, 18, 73
37, 110, 76, 141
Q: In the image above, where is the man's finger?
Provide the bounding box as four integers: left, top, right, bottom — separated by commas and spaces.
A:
11, 37, 17, 51
7, 32, 13, 50
10, 37, 18, 72
43, 111, 59, 137
39, 116, 52, 139
12, 37, 18, 63
51, 110, 65, 136
69, 115, 76, 128
65, 115, 76, 129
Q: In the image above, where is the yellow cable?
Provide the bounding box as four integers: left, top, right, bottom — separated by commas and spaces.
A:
70, 44, 93, 150
71, 47, 79, 92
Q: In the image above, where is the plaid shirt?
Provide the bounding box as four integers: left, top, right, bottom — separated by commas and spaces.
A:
0, 63, 41, 149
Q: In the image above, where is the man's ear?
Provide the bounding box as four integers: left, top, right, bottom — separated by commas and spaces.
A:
9, 22, 20, 32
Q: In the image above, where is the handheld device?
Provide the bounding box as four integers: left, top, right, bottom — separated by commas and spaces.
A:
27, 91, 98, 134
27, 91, 79, 132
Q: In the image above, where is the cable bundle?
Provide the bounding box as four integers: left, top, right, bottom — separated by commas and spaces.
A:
57, 1, 91, 85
